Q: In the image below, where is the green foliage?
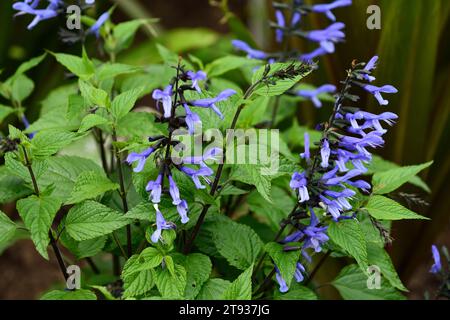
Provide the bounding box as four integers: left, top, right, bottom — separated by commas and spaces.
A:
222, 264, 253, 300
265, 242, 300, 287
40, 289, 97, 300
66, 171, 119, 204
364, 195, 429, 220
0, 210, 17, 247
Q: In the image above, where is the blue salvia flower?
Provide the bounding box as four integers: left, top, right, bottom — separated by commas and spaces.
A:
13, 0, 62, 30
310, 0, 352, 21
304, 22, 345, 51
168, 174, 189, 224
302, 208, 329, 253
275, 267, 289, 293
274, 10, 286, 43
21, 114, 36, 139
85, 0, 95, 4
88, 11, 109, 38
187, 70, 207, 93
146, 173, 163, 203
300, 132, 310, 161
296, 84, 336, 108
293, 262, 306, 283
231, 40, 268, 60
430, 245, 442, 274
362, 84, 398, 106
180, 148, 222, 189
320, 139, 331, 168
183, 104, 201, 135
190, 89, 237, 119
290, 172, 309, 203
151, 204, 175, 243
152, 85, 173, 118
362, 55, 378, 82
126, 146, 155, 172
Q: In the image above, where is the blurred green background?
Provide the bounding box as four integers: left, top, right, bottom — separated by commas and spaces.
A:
0, 0, 448, 299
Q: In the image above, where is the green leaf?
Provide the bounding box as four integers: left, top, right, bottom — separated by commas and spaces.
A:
251, 62, 312, 97
372, 161, 433, 194
66, 171, 119, 204
213, 220, 263, 270
123, 268, 156, 298
0, 166, 31, 203
230, 164, 272, 203
197, 279, 231, 300
113, 20, 150, 53
78, 114, 110, 133
122, 247, 164, 278
265, 242, 300, 287
41, 289, 97, 300
96, 63, 140, 82
78, 80, 109, 108
0, 104, 14, 123
177, 253, 212, 299
11, 74, 34, 103
16, 195, 62, 259
328, 219, 368, 272
14, 53, 47, 76
36, 156, 104, 202
31, 129, 80, 158
111, 86, 144, 121
366, 242, 407, 291
155, 264, 187, 299
274, 283, 318, 300
52, 52, 95, 80
0, 210, 17, 247
205, 55, 259, 78
222, 264, 253, 300
332, 264, 405, 300
365, 195, 429, 220
65, 201, 130, 241
60, 233, 106, 260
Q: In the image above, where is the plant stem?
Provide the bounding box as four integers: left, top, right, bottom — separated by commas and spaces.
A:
183, 81, 261, 254
111, 127, 132, 257
95, 127, 109, 173
21, 146, 69, 281
305, 250, 331, 285
86, 257, 100, 274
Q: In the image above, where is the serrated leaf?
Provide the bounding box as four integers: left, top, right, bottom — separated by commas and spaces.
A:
178, 253, 212, 299
328, 219, 368, 272
96, 63, 140, 82
60, 232, 106, 260
78, 114, 109, 133
40, 289, 97, 300
222, 264, 253, 300
31, 129, 80, 158
372, 161, 433, 194
0, 210, 17, 247
156, 264, 187, 299
265, 242, 300, 287
16, 195, 62, 259
365, 195, 429, 220
78, 80, 109, 108
111, 86, 144, 121
66, 171, 119, 204
230, 164, 272, 203
332, 264, 405, 300
366, 242, 408, 292
65, 201, 130, 241
197, 279, 231, 300
123, 269, 156, 298
213, 220, 263, 270
122, 247, 164, 278
0, 166, 31, 203
52, 52, 95, 80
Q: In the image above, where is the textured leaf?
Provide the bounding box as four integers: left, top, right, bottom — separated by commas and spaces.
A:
365, 195, 429, 220
66, 171, 119, 204
65, 201, 130, 241
0, 166, 31, 203
31, 129, 80, 158
265, 242, 300, 287
78, 114, 109, 133
222, 264, 253, 300
274, 283, 318, 300
178, 253, 212, 299
213, 220, 263, 270
60, 232, 106, 260
155, 264, 187, 299
230, 164, 272, 202
367, 242, 407, 292
332, 264, 405, 300
328, 219, 368, 272
16, 195, 62, 259
52, 52, 95, 79
41, 289, 97, 300
111, 87, 144, 121
197, 279, 231, 300
123, 269, 156, 298
78, 80, 109, 108
122, 247, 164, 278
372, 161, 433, 194
0, 210, 17, 247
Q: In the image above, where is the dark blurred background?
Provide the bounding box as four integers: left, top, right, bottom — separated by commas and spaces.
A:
0, 0, 448, 299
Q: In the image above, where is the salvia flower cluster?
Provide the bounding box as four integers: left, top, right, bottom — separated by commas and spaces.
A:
126, 65, 235, 243
12, 0, 106, 35
274, 56, 399, 292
